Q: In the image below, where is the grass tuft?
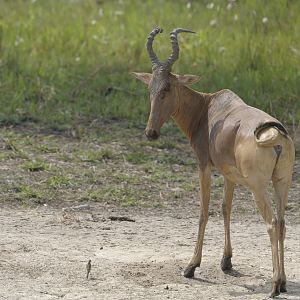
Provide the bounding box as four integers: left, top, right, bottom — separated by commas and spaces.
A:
22, 160, 50, 172
47, 175, 71, 189
13, 185, 45, 204
125, 152, 150, 164
79, 149, 113, 162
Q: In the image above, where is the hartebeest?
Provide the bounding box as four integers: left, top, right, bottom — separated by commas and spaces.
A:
131, 27, 295, 298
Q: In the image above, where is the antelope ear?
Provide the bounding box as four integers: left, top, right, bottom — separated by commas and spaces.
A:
131, 72, 152, 85
177, 74, 200, 85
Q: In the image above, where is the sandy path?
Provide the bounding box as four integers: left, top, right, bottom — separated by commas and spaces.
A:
0, 204, 299, 300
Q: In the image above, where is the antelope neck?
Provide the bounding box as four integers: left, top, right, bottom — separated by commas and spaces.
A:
171, 84, 210, 142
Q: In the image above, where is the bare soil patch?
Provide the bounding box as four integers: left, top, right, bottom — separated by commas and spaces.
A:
0, 204, 299, 300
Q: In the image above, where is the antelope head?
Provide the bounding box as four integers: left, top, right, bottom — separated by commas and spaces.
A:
132, 27, 199, 140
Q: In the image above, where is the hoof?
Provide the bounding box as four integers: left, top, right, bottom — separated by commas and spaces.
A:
270, 291, 280, 298
183, 264, 199, 278
270, 281, 281, 298
280, 281, 287, 293
221, 256, 232, 271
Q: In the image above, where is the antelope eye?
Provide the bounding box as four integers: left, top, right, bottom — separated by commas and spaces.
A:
161, 84, 170, 99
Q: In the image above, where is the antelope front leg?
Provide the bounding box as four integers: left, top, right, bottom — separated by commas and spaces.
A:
184, 165, 211, 278
221, 178, 235, 271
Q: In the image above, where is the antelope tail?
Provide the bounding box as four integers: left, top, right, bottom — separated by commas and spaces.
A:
254, 122, 288, 146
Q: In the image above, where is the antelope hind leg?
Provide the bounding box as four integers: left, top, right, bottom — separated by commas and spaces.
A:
252, 188, 281, 298
271, 139, 294, 293
221, 179, 235, 271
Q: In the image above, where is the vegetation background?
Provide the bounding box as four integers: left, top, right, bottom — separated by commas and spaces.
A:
0, 0, 299, 129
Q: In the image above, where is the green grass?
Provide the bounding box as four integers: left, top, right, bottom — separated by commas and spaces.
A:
47, 175, 71, 189
79, 149, 113, 162
0, 0, 299, 127
13, 185, 46, 204
22, 159, 50, 172
125, 151, 150, 164
138, 139, 177, 150
0, 125, 200, 208
36, 144, 59, 153
2, 139, 29, 159
0, 125, 298, 220
83, 185, 141, 206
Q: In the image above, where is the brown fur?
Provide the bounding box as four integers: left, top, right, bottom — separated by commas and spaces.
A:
132, 62, 294, 299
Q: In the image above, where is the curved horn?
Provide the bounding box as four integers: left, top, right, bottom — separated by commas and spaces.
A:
166, 28, 196, 69
146, 27, 163, 67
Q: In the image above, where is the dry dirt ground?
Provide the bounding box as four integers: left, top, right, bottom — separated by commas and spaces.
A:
0, 123, 300, 300
0, 203, 299, 300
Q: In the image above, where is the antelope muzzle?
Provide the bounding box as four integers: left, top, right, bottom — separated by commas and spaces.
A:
145, 128, 159, 140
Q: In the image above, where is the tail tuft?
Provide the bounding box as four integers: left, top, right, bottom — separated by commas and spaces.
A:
255, 122, 287, 147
